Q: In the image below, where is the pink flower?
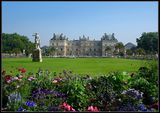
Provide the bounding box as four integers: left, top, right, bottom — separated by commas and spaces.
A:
63, 102, 67, 106
28, 78, 32, 81
60, 102, 76, 111
27, 76, 36, 81
87, 106, 99, 112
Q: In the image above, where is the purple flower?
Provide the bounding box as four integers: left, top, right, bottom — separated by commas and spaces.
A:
119, 103, 136, 111
51, 91, 67, 97
122, 88, 143, 99
17, 106, 27, 111
32, 88, 67, 98
138, 104, 148, 111
25, 100, 36, 107
48, 106, 60, 111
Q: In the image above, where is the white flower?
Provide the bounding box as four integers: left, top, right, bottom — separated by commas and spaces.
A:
14, 77, 19, 80
18, 75, 23, 79
7, 80, 11, 83
16, 85, 20, 88
52, 80, 58, 83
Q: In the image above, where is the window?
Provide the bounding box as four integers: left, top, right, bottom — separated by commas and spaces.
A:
61, 48, 63, 51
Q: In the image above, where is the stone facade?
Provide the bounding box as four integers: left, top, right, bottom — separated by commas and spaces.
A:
49, 33, 118, 57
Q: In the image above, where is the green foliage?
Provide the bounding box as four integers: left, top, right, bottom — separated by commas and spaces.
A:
126, 49, 133, 55
135, 48, 146, 55
128, 60, 158, 105
136, 32, 158, 54
86, 72, 129, 111
57, 75, 89, 111
2, 33, 34, 56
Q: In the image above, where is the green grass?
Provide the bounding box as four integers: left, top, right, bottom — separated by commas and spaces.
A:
2, 57, 148, 76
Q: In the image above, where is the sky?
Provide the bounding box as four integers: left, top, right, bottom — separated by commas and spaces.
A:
2, 1, 158, 46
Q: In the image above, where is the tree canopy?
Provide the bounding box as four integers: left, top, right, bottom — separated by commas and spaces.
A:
136, 32, 158, 54
2, 33, 35, 56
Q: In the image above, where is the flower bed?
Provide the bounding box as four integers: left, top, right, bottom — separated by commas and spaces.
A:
1, 62, 159, 112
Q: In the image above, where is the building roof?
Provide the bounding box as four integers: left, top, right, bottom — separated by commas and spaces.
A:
125, 42, 136, 49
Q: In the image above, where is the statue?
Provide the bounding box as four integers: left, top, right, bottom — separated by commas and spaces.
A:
32, 33, 42, 62
33, 33, 40, 49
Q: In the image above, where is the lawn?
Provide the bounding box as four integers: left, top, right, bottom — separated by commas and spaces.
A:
2, 57, 147, 76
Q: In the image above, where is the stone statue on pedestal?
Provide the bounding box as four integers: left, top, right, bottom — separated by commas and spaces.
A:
32, 33, 42, 62
35, 33, 40, 49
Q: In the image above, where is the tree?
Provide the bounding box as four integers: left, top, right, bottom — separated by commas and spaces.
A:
25, 42, 35, 56
136, 32, 158, 54
126, 49, 133, 56
12, 48, 21, 56
105, 46, 111, 52
2, 33, 34, 56
115, 42, 125, 56
46, 46, 55, 56
135, 48, 146, 56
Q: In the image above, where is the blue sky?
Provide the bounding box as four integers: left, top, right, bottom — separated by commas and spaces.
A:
2, 1, 158, 46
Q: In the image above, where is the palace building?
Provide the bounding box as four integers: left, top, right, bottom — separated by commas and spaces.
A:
49, 33, 118, 57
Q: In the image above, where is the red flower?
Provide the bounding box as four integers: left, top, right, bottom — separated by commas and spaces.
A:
4, 75, 12, 83
87, 106, 99, 112
18, 68, 26, 73
60, 102, 76, 111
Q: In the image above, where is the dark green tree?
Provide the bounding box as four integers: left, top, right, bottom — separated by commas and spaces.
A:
2, 33, 34, 56
136, 32, 158, 54
135, 48, 146, 56
126, 49, 133, 56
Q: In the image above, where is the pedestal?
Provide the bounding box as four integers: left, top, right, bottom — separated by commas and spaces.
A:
32, 48, 42, 62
